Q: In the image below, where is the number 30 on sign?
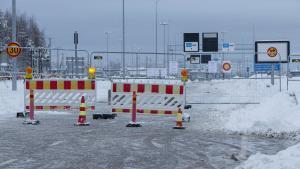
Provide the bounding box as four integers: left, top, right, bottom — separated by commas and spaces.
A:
6, 42, 22, 58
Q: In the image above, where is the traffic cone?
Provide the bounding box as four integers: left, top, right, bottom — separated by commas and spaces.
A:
75, 96, 90, 126
173, 106, 185, 129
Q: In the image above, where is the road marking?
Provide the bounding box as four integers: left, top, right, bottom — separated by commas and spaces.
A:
0, 159, 17, 167
49, 141, 64, 146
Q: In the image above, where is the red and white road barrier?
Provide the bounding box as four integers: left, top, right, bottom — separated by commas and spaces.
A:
24, 79, 96, 113
112, 82, 184, 116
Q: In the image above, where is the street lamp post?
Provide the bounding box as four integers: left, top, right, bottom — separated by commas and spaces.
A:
105, 32, 112, 71
155, 0, 158, 68
12, 0, 17, 91
74, 31, 78, 78
122, 0, 125, 79
160, 22, 168, 68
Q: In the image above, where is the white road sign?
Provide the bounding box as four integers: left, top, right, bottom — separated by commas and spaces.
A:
222, 42, 235, 52
184, 42, 199, 52
208, 61, 218, 73
255, 41, 290, 63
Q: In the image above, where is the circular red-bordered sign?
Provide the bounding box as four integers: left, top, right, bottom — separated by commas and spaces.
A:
223, 63, 231, 71
267, 47, 278, 58
6, 42, 22, 58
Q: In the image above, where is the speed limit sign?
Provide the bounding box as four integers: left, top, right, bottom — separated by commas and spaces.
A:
6, 42, 22, 58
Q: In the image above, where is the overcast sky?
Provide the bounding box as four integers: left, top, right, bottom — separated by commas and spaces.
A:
1, 0, 300, 52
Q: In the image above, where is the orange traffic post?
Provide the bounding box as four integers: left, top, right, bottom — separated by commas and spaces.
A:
126, 91, 141, 127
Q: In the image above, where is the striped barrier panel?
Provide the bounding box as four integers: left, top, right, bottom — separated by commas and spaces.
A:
24, 79, 96, 112
111, 82, 184, 115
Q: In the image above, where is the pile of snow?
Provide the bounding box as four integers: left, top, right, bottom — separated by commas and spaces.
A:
236, 143, 300, 169
225, 92, 300, 133
0, 80, 24, 119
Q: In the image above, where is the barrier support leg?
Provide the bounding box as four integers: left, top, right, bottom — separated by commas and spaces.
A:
126, 91, 141, 127
23, 89, 40, 125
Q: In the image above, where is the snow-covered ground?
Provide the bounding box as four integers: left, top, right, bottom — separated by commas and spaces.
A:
236, 143, 300, 169
1, 77, 300, 168
225, 92, 300, 134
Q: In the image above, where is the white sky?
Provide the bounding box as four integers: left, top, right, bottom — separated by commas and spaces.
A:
1, 0, 300, 52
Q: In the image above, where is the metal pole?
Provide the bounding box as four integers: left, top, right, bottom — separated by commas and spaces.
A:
155, 0, 158, 68
136, 51, 138, 77
105, 32, 110, 70
167, 24, 170, 76
106, 33, 109, 70
163, 24, 166, 68
56, 49, 59, 70
279, 53, 282, 92
48, 38, 52, 72
122, 0, 126, 79
12, 0, 17, 91
221, 32, 225, 80
74, 31, 78, 78
287, 55, 290, 90
271, 64, 274, 85
184, 81, 187, 106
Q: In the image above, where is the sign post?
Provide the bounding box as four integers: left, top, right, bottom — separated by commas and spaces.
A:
6, 42, 22, 91
181, 68, 188, 107
255, 41, 290, 91
74, 31, 78, 78
11, 0, 17, 91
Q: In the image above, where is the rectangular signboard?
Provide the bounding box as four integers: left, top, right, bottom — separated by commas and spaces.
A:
201, 55, 211, 64
255, 41, 290, 63
202, 32, 218, 52
254, 63, 280, 72
184, 33, 199, 52
184, 42, 199, 52
208, 61, 218, 73
189, 55, 200, 64
222, 42, 235, 52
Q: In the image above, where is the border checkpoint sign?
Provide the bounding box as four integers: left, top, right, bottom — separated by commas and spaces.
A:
255, 41, 290, 63
184, 33, 199, 52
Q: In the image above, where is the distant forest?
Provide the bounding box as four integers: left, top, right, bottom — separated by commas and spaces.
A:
0, 9, 48, 71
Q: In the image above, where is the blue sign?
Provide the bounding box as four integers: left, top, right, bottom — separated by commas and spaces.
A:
186, 42, 192, 48
254, 64, 280, 72
223, 43, 229, 48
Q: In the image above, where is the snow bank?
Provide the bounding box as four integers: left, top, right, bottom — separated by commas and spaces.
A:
225, 92, 300, 134
0, 80, 24, 119
236, 143, 300, 169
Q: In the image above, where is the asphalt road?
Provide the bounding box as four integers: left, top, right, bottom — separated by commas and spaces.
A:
0, 110, 294, 169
